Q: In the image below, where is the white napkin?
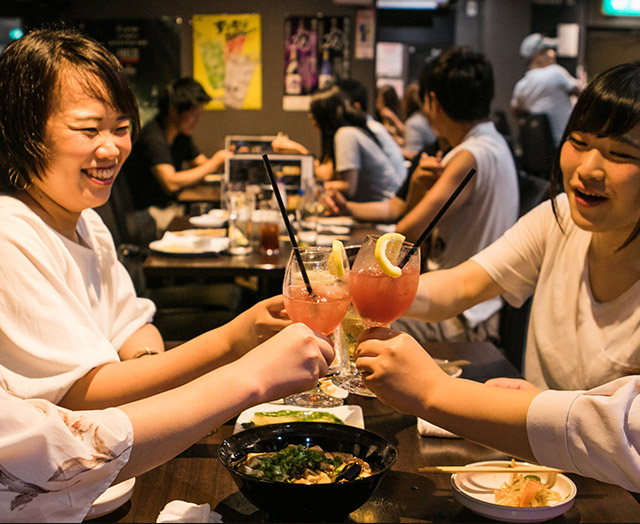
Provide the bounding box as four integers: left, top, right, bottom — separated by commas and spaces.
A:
157, 500, 223, 523
417, 418, 460, 438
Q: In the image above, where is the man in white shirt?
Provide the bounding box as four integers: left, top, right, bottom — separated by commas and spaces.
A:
511, 33, 583, 146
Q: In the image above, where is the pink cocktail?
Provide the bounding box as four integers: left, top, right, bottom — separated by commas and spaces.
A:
349, 264, 419, 325
284, 283, 351, 334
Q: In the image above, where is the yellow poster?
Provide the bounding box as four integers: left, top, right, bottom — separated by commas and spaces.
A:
193, 14, 262, 110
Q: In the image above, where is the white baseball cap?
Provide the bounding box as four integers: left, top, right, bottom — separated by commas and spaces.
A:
519, 33, 558, 60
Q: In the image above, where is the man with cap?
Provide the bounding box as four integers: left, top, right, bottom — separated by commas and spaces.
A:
511, 33, 583, 146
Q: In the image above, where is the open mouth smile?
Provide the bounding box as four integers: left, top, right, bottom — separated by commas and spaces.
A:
82, 167, 116, 184
574, 187, 608, 205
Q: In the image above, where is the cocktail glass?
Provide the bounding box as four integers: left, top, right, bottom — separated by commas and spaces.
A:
333, 236, 420, 397
282, 245, 351, 407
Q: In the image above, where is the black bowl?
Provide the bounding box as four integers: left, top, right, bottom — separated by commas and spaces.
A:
218, 422, 397, 522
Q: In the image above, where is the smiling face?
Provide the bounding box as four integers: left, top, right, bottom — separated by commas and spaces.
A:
561, 126, 640, 243
27, 75, 132, 228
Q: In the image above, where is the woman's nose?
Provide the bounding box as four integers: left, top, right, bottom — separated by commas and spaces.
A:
577, 149, 606, 180
96, 135, 123, 158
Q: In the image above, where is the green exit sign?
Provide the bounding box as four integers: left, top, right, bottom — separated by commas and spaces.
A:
602, 0, 640, 16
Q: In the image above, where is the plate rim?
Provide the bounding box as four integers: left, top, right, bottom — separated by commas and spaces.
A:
85, 477, 135, 519
451, 460, 576, 522
148, 236, 229, 255
234, 403, 364, 433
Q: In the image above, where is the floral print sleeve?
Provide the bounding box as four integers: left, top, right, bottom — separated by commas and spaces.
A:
0, 390, 133, 523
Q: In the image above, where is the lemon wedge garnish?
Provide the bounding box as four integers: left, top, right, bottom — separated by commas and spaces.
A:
328, 239, 345, 277
374, 233, 406, 278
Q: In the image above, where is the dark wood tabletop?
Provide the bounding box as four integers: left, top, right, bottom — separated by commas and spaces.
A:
93, 341, 640, 523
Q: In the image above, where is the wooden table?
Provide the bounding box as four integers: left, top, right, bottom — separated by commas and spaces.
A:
95, 341, 640, 523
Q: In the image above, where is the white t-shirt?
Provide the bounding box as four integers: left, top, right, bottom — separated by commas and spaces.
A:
0, 196, 156, 402
511, 64, 580, 145
334, 126, 405, 202
0, 387, 132, 522
404, 111, 437, 154
366, 117, 408, 183
528, 376, 640, 492
428, 121, 519, 326
472, 194, 640, 390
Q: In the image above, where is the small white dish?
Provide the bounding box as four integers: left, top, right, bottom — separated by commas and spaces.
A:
317, 224, 351, 236
317, 216, 355, 228
319, 376, 349, 399
189, 209, 228, 228
451, 460, 576, 523
85, 477, 135, 520
149, 232, 229, 254
434, 358, 463, 378
235, 403, 364, 433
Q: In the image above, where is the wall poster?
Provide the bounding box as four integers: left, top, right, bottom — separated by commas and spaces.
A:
283, 15, 350, 111
76, 18, 181, 125
193, 13, 262, 111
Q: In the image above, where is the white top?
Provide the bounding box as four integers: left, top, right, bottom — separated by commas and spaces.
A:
473, 195, 640, 390
404, 111, 437, 154
366, 117, 408, 183
428, 121, 519, 326
0, 387, 132, 522
511, 63, 580, 145
0, 196, 156, 403
334, 126, 405, 202
528, 375, 640, 492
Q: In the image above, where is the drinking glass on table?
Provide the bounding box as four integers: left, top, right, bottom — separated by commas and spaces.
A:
333, 235, 420, 397
282, 245, 351, 407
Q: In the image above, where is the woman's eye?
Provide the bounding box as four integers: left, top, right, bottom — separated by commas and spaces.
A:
115, 125, 130, 135
610, 150, 638, 161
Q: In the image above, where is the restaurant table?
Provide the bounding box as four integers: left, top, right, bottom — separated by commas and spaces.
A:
143, 216, 377, 300
177, 177, 222, 205
93, 340, 640, 523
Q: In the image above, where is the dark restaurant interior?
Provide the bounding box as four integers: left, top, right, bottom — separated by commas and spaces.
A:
2, 0, 640, 522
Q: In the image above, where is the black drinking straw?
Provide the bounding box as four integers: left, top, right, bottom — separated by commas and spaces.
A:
262, 154, 313, 295
398, 168, 477, 269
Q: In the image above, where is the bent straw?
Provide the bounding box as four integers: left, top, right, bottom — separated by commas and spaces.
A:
398, 168, 477, 269
262, 154, 313, 295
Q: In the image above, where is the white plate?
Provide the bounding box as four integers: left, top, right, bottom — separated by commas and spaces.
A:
317, 216, 355, 228
319, 376, 349, 399
149, 233, 229, 254
234, 403, 364, 433
189, 209, 228, 228
434, 359, 463, 378
85, 477, 135, 520
451, 460, 576, 523
317, 224, 351, 235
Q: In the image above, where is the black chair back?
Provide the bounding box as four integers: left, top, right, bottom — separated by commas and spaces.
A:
517, 113, 556, 179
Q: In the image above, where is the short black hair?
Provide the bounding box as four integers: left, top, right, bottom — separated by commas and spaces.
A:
419, 47, 493, 122
0, 27, 139, 192
157, 77, 211, 117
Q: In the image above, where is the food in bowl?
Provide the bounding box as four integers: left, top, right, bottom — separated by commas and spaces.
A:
218, 422, 397, 522
234, 443, 370, 484
241, 409, 345, 429
494, 472, 562, 507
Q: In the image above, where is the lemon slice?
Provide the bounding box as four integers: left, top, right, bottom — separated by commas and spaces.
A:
375, 233, 406, 278
328, 239, 345, 277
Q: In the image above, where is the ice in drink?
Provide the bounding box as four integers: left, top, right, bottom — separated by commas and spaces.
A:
284, 283, 351, 334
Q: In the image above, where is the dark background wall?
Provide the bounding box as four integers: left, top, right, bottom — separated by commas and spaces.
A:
2, 0, 640, 159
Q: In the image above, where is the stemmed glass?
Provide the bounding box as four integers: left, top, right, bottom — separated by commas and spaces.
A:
282, 245, 351, 407
333, 235, 420, 397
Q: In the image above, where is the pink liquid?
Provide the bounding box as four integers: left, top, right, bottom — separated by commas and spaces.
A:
284, 283, 351, 334
349, 265, 419, 325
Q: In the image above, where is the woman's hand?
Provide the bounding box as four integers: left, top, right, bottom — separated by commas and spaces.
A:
238, 323, 335, 401
355, 327, 449, 415
271, 135, 309, 155
229, 296, 292, 357
484, 377, 541, 392
322, 189, 350, 216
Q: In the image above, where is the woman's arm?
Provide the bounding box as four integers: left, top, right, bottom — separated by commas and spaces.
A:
152, 149, 230, 194
356, 328, 538, 461
115, 322, 334, 481
118, 323, 165, 360
60, 296, 291, 410
405, 259, 506, 322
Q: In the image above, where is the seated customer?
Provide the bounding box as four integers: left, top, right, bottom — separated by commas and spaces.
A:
355, 64, 640, 489
328, 48, 519, 343
119, 77, 230, 233
402, 82, 438, 160
0, 28, 329, 412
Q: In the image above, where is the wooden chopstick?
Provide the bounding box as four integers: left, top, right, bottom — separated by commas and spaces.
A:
419, 465, 563, 474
